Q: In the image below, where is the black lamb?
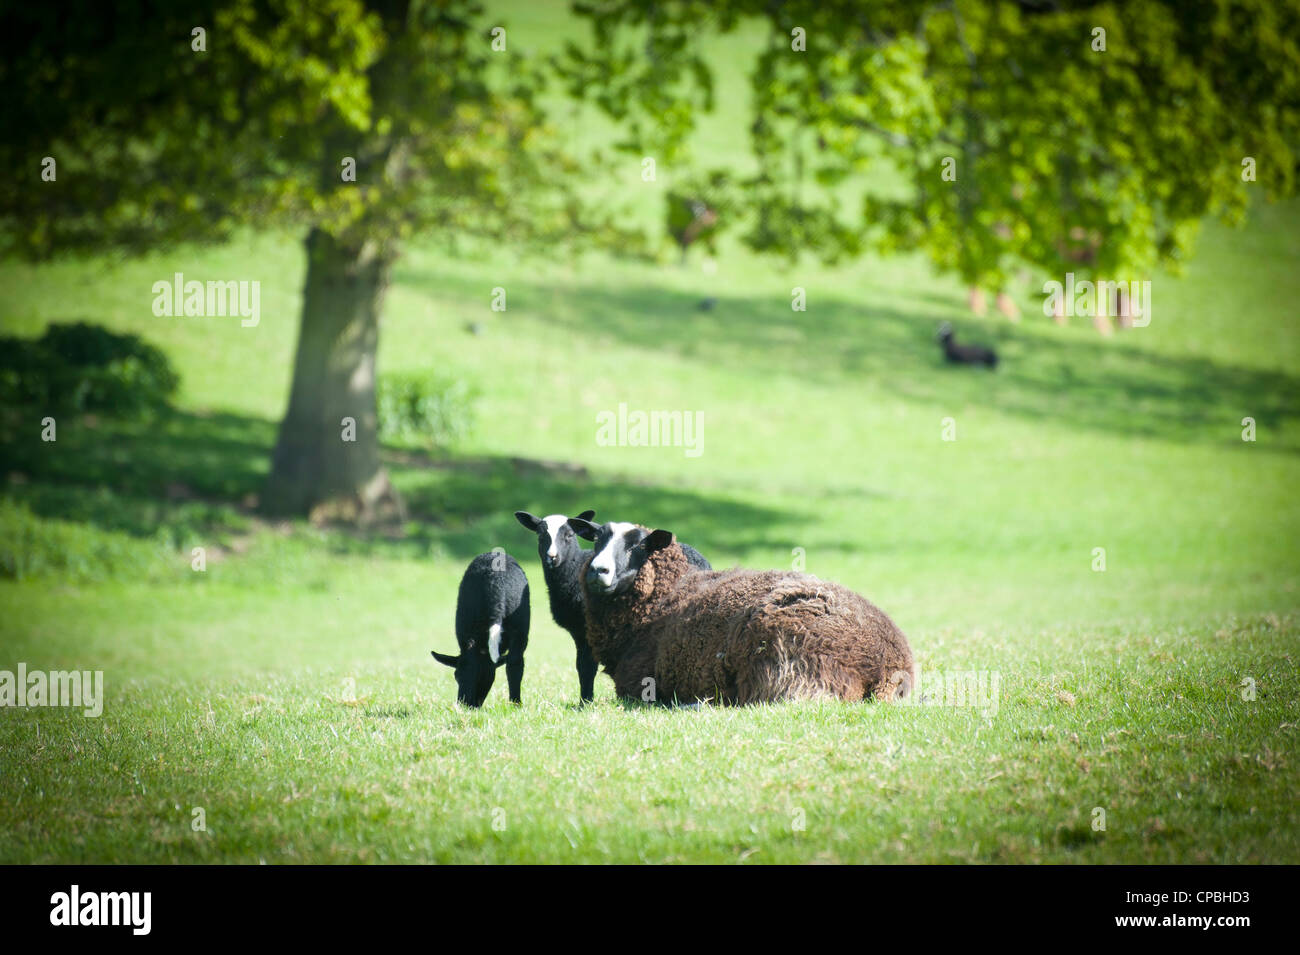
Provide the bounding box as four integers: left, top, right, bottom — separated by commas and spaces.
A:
515, 509, 602, 703
937, 321, 998, 368
431, 551, 530, 707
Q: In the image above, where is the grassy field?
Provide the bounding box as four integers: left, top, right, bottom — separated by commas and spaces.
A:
1, 4, 1298, 863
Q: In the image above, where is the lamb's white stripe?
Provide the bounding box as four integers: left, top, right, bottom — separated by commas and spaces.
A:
590, 521, 636, 578
488, 622, 503, 663
542, 514, 567, 560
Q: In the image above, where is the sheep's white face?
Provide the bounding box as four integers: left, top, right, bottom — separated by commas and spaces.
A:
516, 509, 594, 570
577, 520, 675, 596
540, 514, 571, 565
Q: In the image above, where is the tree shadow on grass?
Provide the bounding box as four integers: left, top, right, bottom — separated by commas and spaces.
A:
0, 407, 272, 542
399, 264, 1299, 453
0, 405, 801, 563
358, 447, 802, 562
661, 287, 1296, 451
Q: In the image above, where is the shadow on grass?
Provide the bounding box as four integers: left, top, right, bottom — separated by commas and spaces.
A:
0, 407, 270, 545
0, 405, 801, 563
396, 264, 1300, 453
384, 447, 800, 560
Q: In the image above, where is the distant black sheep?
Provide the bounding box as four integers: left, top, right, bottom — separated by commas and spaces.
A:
937, 322, 998, 368
431, 551, 530, 707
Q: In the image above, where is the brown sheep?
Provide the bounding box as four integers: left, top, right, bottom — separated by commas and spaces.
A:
569, 519, 918, 706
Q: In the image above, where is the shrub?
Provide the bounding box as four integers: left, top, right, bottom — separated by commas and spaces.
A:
376, 372, 476, 449
0, 321, 180, 416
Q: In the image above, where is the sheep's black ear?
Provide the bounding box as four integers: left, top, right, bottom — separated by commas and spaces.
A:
431, 650, 461, 668
514, 511, 541, 531
568, 517, 600, 541
575, 509, 595, 522
644, 529, 675, 553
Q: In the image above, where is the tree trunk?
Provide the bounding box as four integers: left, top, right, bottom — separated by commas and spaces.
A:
261, 228, 403, 523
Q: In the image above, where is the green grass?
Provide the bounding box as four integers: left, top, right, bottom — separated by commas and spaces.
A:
0, 2, 1298, 863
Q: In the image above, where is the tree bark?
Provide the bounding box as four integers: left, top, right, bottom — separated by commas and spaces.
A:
261, 228, 402, 523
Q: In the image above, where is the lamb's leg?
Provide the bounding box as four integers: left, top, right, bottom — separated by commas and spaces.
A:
575, 638, 598, 704
505, 653, 525, 705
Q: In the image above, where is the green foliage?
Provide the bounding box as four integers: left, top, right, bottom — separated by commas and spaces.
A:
0, 322, 180, 416
377, 372, 476, 449
569, 0, 1300, 283
0, 0, 629, 261
558, 2, 735, 162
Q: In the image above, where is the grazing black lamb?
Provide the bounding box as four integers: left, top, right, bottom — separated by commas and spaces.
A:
570, 518, 916, 706
516, 509, 713, 703
431, 551, 530, 707
937, 321, 998, 368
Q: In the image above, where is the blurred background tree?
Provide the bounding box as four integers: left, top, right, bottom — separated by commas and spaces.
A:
0, 0, 617, 521
564, 0, 1300, 297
